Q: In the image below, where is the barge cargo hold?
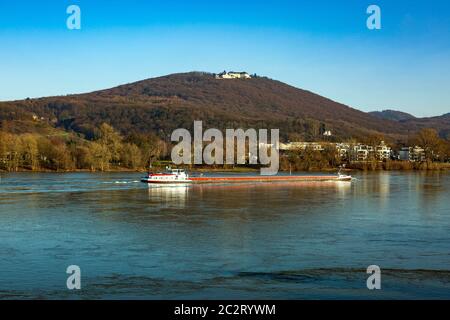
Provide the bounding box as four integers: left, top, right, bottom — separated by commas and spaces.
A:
189, 175, 352, 183
141, 168, 352, 184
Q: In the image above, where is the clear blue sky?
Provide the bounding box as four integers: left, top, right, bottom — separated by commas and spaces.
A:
1, 0, 449, 117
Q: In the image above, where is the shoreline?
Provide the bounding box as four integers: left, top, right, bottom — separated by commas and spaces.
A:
1, 166, 449, 174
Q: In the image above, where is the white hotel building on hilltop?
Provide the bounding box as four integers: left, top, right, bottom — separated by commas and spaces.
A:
215, 71, 252, 79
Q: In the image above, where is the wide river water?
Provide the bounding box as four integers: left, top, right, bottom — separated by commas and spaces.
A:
0, 171, 449, 299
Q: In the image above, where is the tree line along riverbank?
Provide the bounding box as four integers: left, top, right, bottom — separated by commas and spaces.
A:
1, 123, 449, 173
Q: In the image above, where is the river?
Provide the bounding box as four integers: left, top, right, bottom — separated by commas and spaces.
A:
0, 172, 449, 299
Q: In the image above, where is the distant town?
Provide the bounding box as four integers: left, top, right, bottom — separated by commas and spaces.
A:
273, 127, 450, 171
279, 140, 426, 162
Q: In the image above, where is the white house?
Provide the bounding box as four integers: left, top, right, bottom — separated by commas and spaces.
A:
375, 141, 392, 160
352, 144, 373, 161
335, 143, 351, 159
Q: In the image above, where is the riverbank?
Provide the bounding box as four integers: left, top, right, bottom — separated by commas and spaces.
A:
1, 162, 449, 174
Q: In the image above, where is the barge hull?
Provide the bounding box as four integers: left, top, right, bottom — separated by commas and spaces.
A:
189, 176, 351, 183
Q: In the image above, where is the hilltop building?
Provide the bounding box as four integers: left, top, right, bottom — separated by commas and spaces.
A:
215, 71, 251, 79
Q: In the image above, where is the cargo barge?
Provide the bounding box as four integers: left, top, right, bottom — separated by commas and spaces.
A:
141, 168, 352, 184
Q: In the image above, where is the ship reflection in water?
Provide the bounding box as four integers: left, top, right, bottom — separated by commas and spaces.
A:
147, 184, 191, 208
147, 180, 352, 209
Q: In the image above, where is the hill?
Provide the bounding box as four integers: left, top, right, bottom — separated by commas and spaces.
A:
369, 110, 416, 122
0, 72, 448, 142
401, 113, 450, 140
370, 110, 450, 140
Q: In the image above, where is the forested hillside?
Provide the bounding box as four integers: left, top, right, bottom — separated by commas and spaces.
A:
2, 72, 440, 142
